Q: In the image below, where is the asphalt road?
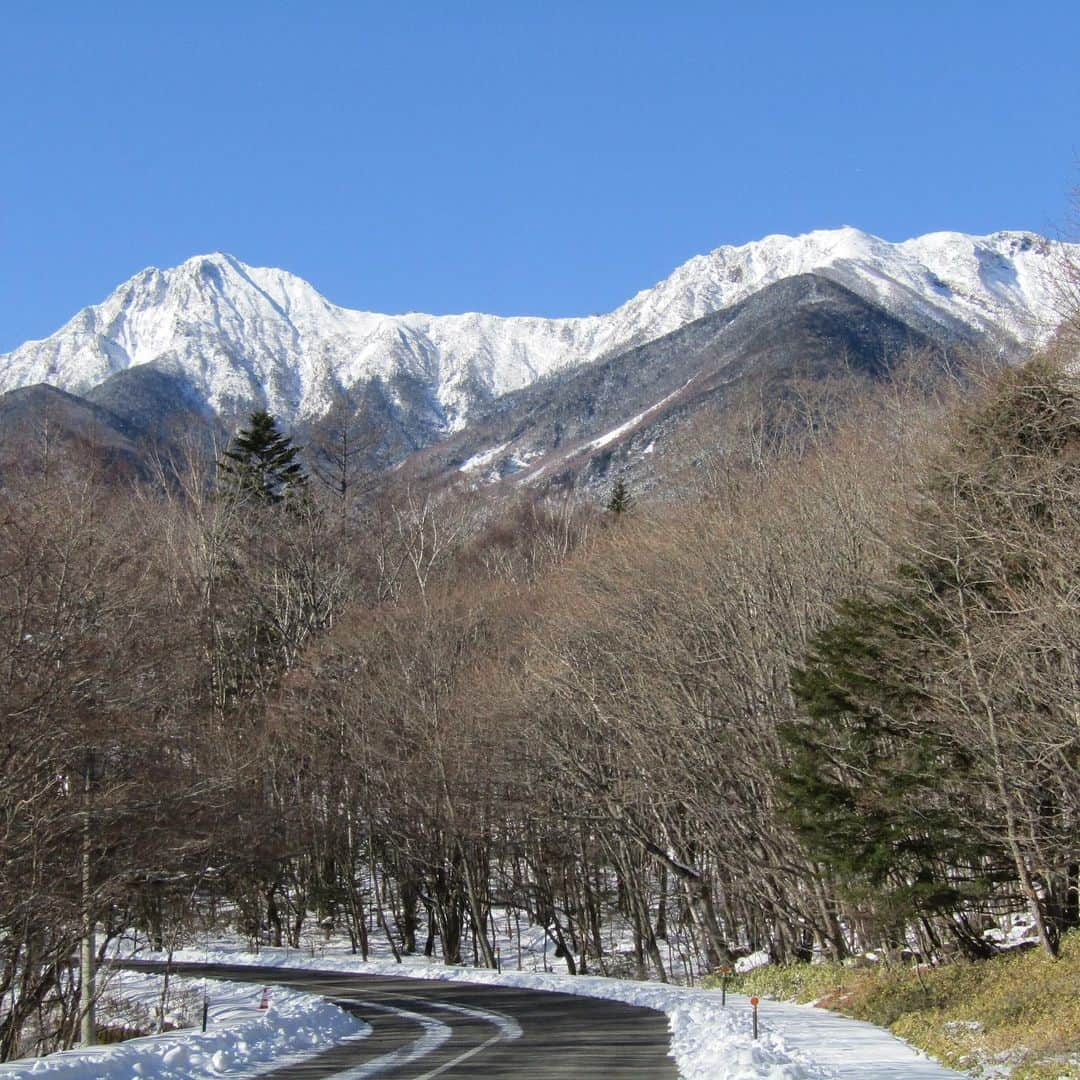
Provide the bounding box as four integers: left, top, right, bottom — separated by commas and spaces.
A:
119, 961, 679, 1078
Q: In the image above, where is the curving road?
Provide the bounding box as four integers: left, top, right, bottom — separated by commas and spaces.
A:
119, 961, 678, 1078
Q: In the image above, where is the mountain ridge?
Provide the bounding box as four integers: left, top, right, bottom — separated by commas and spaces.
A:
0, 227, 1072, 438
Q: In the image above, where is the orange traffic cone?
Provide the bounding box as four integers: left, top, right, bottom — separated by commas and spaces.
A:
259, 987, 270, 1010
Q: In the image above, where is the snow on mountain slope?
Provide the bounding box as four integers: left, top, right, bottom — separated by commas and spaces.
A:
1, 228, 1072, 430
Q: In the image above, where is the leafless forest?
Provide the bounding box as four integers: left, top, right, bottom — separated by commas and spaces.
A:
1, 343, 1078, 1058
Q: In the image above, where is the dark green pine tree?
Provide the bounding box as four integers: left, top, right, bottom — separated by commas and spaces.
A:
219, 410, 308, 505
606, 476, 632, 515
780, 591, 997, 950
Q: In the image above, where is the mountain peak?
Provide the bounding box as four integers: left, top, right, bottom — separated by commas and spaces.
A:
176, 250, 245, 271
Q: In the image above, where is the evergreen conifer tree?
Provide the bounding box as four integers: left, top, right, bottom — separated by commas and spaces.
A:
218, 410, 307, 505
781, 592, 995, 948
606, 476, 632, 515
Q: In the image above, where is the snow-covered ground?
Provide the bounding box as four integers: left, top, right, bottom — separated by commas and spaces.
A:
0, 970, 367, 1079
722, 993, 965, 1080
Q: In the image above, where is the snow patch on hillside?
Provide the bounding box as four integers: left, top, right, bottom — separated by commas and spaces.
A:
459, 441, 510, 472
586, 377, 696, 452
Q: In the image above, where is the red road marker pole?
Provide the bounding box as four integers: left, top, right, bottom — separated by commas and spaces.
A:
750, 995, 759, 1040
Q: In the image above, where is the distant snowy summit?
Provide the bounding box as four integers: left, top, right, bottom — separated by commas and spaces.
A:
0, 227, 1072, 429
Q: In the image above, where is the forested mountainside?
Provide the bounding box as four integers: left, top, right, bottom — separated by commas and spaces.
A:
1, 327, 1077, 1058
406, 272, 947, 493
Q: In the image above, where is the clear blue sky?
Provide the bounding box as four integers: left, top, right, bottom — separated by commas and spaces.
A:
2, 1, 1078, 352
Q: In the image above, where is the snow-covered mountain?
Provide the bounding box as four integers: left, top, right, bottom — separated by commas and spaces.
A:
1, 227, 1072, 431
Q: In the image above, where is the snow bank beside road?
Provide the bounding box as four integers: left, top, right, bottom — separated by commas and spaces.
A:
0, 971, 366, 1079
143, 943, 832, 1079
